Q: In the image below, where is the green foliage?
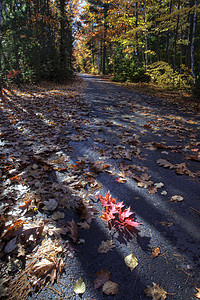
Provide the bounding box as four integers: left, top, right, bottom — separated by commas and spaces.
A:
147, 62, 194, 89
113, 60, 150, 83
1, 0, 73, 85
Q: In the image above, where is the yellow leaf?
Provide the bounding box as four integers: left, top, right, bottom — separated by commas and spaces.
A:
102, 280, 118, 295
194, 284, 200, 299
124, 253, 138, 271
73, 277, 86, 294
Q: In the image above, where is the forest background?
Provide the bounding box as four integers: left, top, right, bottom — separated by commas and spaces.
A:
0, 0, 199, 94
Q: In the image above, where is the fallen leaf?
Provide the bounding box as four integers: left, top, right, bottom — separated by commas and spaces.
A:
194, 284, 200, 298
73, 277, 86, 294
102, 280, 118, 295
43, 199, 58, 211
48, 227, 68, 239
152, 247, 161, 258
98, 240, 115, 253
170, 195, 184, 202
161, 190, 167, 195
154, 182, 164, 188
144, 282, 167, 300
124, 253, 138, 271
0, 278, 9, 297
67, 219, 78, 243
157, 159, 174, 169
77, 199, 97, 224
52, 211, 65, 220
94, 269, 110, 289
77, 221, 90, 229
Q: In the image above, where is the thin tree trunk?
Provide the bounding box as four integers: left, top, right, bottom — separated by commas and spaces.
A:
173, 0, 181, 72
143, 0, 148, 71
60, 0, 66, 73
166, 0, 173, 63
185, 0, 195, 68
135, 1, 139, 63
0, 0, 2, 94
191, 0, 197, 84
13, 1, 20, 85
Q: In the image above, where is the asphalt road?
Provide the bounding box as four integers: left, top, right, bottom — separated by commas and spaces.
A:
35, 74, 200, 300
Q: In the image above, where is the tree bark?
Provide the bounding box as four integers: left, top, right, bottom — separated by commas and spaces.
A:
0, 0, 2, 94
191, 0, 197, 84
173, 0, 181, 72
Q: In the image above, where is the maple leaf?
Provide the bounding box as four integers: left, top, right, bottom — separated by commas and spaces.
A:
144, 282, 167, 300
94, 269, 110, 289
119, 207, 133, 220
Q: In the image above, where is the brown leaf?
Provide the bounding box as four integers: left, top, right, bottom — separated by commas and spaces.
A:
94, 269, 110, 289
77, 221, 90, 229
102, 281, 118, 295
48, 227, 68, 239
157, 159, 174, 169
67, 219, 78, 243
77, 199, 97, 224
148, 187, 158, 194
152, 247, 161, 258
98, 240, 115, 253
144, 282, 167, 300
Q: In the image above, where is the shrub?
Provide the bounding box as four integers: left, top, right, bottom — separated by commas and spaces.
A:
147, 61, 194, 89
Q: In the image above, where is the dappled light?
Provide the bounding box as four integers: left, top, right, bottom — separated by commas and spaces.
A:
0, 75, 199, 299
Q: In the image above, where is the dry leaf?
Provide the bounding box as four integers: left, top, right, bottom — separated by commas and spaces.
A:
144, 282, 167, 300
154, 183, 164, 188
124, 253, 138, 271
43, 199, 58, 211
67, 219, 78, 243
48, 227, 68, 239
0, 278, 9, 297
102, 280, 118, 295
152, 247, 161, 258
194, 284, 200, 299
157, 159, 174, 169
98, 240, 115, 253
73, 277, 86, 294
52, 211, 65, 220
170, 195, 184, 202
77, 199, 97, 224
77, 221, 90, 229
94, 269, 110, 289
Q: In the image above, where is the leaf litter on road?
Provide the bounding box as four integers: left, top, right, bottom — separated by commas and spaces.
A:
0, 77, 199, 299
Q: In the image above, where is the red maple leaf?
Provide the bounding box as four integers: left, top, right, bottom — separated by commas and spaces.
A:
99, 192, 141, 232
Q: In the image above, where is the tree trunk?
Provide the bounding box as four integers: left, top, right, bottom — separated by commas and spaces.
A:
60, 0, 66, 72
166, 0, 172, 63
185, 0, 195, 68
173, 0, 181, 72
0, 0, 2, 94
191, 0, 197, 84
